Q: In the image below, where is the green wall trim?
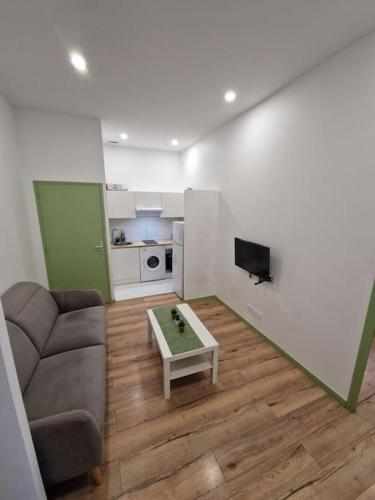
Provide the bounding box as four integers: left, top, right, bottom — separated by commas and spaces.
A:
186, 295, 217, 303
347, 280, 375, 411
188, 294, 348, 409
97, 183, 113, 303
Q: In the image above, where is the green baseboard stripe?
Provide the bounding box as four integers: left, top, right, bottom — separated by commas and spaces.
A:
346, 280, 375, 412
188, 294, 348, 410
186, 295, 217, 303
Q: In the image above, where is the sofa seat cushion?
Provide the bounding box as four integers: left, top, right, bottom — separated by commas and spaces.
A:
23, 345, 106, 429
42, 306, 106, 357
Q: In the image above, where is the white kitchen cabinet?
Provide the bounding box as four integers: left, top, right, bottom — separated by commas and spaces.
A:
107, 191, 136, 219
111, 248, 140, 285
135, 192, 162, 210
161, 192, 184, 218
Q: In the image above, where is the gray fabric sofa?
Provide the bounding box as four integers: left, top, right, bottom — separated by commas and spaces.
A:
1, 282, 106, 486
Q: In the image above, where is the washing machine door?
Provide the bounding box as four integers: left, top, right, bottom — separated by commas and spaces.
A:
146, 254, 161, 270
141, 247, 166, 281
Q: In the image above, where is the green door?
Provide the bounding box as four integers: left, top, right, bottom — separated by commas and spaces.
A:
34, 181, 112, 303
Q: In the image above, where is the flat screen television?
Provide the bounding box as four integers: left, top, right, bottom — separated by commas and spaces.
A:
234, 238, 270, 280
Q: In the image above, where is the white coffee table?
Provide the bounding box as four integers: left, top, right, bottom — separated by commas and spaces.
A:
147, 303, 219, 399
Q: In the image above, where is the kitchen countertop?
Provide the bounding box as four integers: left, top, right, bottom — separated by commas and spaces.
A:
111, 239, 173, 249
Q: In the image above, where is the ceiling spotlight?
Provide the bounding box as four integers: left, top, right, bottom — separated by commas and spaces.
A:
224, 90, 237, 103
70, 52, 87, 73
120, 132, 128, 140
171, 139, 179, 147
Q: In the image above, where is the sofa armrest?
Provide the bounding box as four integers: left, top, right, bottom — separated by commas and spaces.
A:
30, 409, 102, 485
51, 289, 104, 313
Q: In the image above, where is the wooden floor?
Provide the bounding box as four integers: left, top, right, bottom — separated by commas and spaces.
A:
48, 294, 375, 500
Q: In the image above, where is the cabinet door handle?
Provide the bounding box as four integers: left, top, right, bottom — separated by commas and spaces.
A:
94, 242, 104, 252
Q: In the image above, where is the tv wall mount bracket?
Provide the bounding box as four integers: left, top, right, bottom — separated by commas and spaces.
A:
249, 273, 273, 285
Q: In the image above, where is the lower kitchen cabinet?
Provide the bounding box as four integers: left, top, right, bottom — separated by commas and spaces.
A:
111, 248, 140, 285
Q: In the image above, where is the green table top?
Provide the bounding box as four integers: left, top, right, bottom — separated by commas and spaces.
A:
152, 305, 204, 355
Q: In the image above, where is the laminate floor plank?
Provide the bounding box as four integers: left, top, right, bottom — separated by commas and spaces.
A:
111, 378, 279, 461
214, 395, 345, 479
119, 452, 224, 500
302, 412, 375, 468
200, 444, 321, 500
119, 400, 275, 493
287, 437, 375, 499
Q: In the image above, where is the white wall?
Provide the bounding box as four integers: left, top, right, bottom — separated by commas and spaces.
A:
104, 145, 184, 192
181, 32, 375, 400
0, 95, 45, 499
0, 95, 35, 293
184, 190, 219, 300
16, 107, 107, 287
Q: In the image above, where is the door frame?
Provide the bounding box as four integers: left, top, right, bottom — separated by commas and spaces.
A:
346, 280, 375, 411
33, 180, 112, 303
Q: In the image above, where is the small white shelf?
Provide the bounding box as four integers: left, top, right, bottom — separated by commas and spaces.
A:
170, 354, 212, 380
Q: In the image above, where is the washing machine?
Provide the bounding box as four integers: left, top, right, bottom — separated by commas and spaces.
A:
140, 246, 167, 282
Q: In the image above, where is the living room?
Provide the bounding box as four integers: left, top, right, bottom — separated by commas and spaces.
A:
1, 2, 375, 499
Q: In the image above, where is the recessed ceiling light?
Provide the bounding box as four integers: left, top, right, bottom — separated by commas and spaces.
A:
70, 52, 87, 73
224, 90, 237, 103
171, 139, 179, 147
120, 132, 128, 140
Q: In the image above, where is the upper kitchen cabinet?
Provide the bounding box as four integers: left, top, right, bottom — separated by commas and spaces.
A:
161, 192, 184, 218
107, 191, 184, 218
135, 192, 162, 210
107, 190, 136, 219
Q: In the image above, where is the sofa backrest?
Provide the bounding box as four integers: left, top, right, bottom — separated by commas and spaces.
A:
6, 320, 40, 393
1, 282, 59, 354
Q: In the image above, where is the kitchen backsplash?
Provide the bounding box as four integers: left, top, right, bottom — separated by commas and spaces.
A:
109, 217, 182, 242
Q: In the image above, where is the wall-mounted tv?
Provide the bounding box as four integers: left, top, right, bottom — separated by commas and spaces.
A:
234, 238, 272, 284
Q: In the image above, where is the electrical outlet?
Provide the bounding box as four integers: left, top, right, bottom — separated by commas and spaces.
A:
247, 304, 262, 319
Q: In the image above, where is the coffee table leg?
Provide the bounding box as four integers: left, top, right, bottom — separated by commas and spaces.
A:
163, 360, 171, 399
212, 347, 218, 384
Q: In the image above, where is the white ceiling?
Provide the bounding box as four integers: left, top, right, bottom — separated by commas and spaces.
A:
0, 0, 375, 151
